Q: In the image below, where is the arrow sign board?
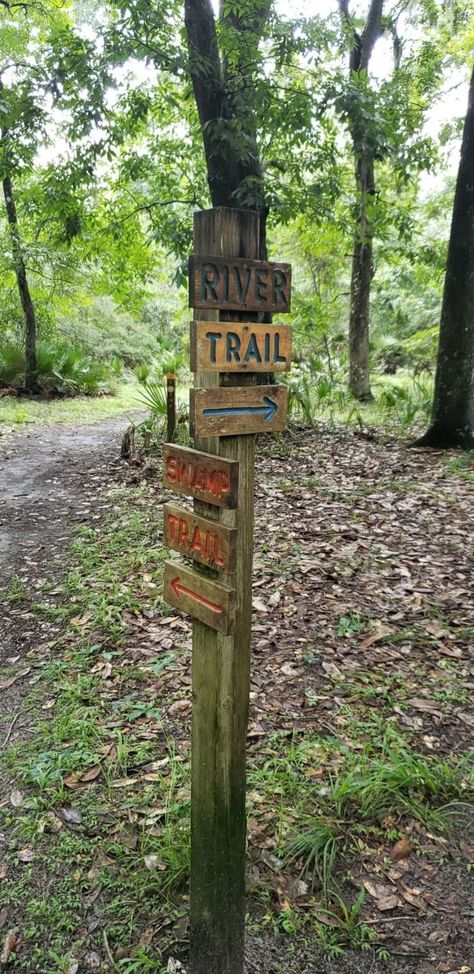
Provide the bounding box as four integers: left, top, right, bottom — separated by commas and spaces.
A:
163, 561, 235, 633
190, 321, 292, 373
163, 444, 239, 508
163, 503, 236, 573
190, 385, 288, 437
189, 256, 291, 314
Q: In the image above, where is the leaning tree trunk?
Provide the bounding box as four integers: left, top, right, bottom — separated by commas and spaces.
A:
349, 148, 375, 401
416, 64, 474, 449
2, 174, 39, 394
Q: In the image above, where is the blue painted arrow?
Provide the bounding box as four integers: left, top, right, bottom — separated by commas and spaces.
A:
203, 395, 278, 423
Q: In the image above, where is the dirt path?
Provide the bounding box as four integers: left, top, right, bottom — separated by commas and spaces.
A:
0, 415, 137, 755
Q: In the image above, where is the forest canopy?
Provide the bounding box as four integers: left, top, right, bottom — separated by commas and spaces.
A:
0, 0, 473, 441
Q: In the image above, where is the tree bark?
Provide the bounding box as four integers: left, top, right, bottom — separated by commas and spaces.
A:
339, 0, 385, 401
184, 0, 268, 258
2, 173, 39, 394
415, 64, 474, 449
349, 151, 375, 400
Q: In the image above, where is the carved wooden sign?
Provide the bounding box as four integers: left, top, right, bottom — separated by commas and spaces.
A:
163, 503, 236, 573
190, 321, 292, 373
163, 444, 239, 508
190, 385, 288, 437
163, 560, 235, 634
189, 256, 291, 313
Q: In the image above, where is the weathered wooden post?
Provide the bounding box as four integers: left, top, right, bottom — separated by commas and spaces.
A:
166, 372, 176, 443
163, 208, 291, 973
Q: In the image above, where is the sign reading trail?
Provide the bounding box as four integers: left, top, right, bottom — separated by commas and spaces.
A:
163, 503, 236, 572
189, 255, 291, 313
163, 560, 235, 634
163, 444, 239, 508
190, 321, 292, 373
190, 385, 288, 437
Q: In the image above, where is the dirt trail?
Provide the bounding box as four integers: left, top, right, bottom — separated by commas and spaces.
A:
0, 417, 134, 572
0, 415, 137, 746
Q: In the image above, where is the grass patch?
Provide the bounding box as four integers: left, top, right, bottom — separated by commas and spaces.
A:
0, 377, 142, 429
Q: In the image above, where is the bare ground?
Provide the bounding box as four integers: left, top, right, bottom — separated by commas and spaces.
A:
0, 419, 473, 974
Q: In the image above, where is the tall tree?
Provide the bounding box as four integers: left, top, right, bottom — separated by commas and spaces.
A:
0, 0, 113, 392
0, 77, 39, 392
184, 0, 270, 257
416, 64, 474, 449
338, 0, 387, 401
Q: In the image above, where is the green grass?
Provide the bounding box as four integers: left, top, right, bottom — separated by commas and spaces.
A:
2, 479, 473, 970
0, 376, 143, 429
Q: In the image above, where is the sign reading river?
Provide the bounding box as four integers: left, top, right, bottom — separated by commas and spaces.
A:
189, 255, 291, 313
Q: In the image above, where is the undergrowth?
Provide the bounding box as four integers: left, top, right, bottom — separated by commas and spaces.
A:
1, 482, 472, 971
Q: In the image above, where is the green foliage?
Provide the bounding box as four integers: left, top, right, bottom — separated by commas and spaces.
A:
57, 297, 161, 366
0, 341, 115, 395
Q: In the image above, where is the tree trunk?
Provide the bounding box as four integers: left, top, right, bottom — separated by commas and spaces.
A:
338, 0, 385, 402
415, 65, 474, 449
349, 151, 375, 401
2, 174, 39, 394
184, 0, 268, 258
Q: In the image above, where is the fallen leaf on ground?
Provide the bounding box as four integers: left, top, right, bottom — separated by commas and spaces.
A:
17, 848, 35, 863
80, 764, 102, 783
10, 791, 24, 808
407, 698, 442, 716
0, 930, 17, 963
64, 765, 101, 789
144, 854, 167, 871
56, 807, 82, 826
392, 836, 412, 861
0, 668, 30, 689
376, 894, 400, 911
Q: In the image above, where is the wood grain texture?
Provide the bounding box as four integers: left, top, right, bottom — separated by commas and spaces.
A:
189, 255, 291, 313
163, 503, 236, 572
190, 320, 292, 373
163, 560, 235, 634
189, 207, 259, 974
163, 444, 239, 508
190, 384, 288, 437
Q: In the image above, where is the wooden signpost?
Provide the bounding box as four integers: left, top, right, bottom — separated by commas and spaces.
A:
163, 444, 239, 508
190, 321, 292, 373
163, 208, 292, 974
190, 385, 288, 437
163, 503, 236, 572
189, 255, 291, 313
163, 561, 235, 634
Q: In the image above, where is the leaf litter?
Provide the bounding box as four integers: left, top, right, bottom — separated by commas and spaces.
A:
0, 423, 473, 973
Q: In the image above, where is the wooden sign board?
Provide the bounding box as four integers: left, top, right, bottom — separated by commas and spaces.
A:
190, 385, 288, 437
189, 255, 291, 314
163, 444, 239, 509
163, 503, 236, 573
164, 560, 235, 634
190, 321, 292, 373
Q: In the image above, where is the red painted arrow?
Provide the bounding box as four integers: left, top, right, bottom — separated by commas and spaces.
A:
171, 576, 223, 614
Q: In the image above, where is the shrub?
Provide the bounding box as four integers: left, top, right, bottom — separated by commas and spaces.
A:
0, 340, 116, 396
